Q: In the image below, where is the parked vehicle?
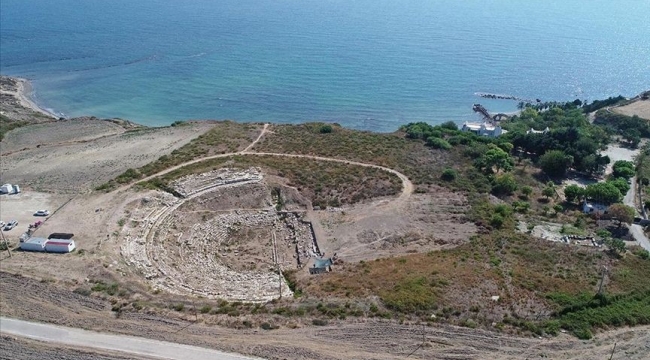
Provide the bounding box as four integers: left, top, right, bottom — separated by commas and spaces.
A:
3, 220, 18, 231
29, 221, 43, 229
34, 210, 50, 216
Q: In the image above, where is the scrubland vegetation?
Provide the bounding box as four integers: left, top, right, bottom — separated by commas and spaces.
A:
96, 96, 650, 339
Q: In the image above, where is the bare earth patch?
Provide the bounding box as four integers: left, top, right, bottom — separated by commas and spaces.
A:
1, 122, 215, 192
0, 118, 127, 155
318, 187, 476, 262
614, 98, 650, 120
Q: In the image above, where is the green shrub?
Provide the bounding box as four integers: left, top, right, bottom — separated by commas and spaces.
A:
319, 124, 333, 134
635, 248, 650, 260
426, 137, 452, 150
312, 319, 329, 326
441, 168, 457, 181
492, 174, 518, 195
490, 214, 504, 229
172, 303, 185, 312
380, 276, 437, 313
73, 287, 92, 296
200, 305, 212, 314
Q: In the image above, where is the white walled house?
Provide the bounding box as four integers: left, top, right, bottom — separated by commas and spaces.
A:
461, 122, 507, 138
583, 201, 608, 215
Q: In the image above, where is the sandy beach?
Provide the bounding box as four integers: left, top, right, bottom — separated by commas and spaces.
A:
0, 76, 58, 119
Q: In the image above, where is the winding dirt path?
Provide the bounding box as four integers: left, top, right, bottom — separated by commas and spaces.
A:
242, 123, 269, 153
116, 123, 414, 209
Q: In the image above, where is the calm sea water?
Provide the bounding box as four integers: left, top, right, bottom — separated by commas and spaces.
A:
1, 0, 649, 131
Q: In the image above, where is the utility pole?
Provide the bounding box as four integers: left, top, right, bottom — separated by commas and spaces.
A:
609, 342, 617, 360
598, 266, 608, 296
1, 231, 11, 258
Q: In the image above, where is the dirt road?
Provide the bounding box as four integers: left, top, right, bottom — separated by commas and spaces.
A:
0, 317, 261, 360
120, 124, 413, 210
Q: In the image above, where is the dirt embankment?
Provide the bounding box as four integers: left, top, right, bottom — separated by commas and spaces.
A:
1, 271, 649, 360
0, 335, 149, 360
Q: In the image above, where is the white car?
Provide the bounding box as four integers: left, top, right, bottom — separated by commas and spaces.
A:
3, 220, 17, 231
34, 210, 50, 216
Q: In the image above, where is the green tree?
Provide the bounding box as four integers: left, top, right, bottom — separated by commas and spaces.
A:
553, 204, 563, 214
585, 182, 622, 204
605, 238, 626, 255
607, 203, 635, 228
612, 160, 635, 179
564, 184, 585, 203
476, 144, 514, 174
623, 129, 641, 148
521, 186, 533, 199
539, 150, 573, 177
542, 182, 556, 200
492, 173, 518, 195
439, 121, 458, 131
608, 178, 630, 196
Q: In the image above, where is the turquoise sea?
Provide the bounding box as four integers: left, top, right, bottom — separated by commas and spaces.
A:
1, 0, 649, 131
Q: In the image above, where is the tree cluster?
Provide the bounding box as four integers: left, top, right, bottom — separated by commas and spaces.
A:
612, 160, 635, 180
585, 181, 623, 205
593, 111, 650, 148
505, 106, 610, 176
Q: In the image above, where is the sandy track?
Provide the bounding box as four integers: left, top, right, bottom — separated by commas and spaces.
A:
120, 122, 413, 213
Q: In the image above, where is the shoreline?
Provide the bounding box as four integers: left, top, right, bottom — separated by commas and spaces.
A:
13, 78, 59, 119
0, 76, 59, 119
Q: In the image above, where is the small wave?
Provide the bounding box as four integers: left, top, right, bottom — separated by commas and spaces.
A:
187, 52, 206, 58
70, 54, 160, 73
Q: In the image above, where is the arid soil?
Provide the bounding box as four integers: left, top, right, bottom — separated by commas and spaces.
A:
2, 76, 650, 359
1, 271, 649, 360
1, 117, 127, 154
317, 189, 476, 262
1, 121, 215, 192
614, 98, 650, 120
0, 335, 148, 360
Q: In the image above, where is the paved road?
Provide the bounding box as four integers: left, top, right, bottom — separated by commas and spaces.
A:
628, 224, 650, 251
622, 177, 650, 251
623, 176, 637, 210
0, 317, 262, 360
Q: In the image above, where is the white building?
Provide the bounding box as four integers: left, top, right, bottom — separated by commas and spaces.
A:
20, 238, 48, 252
526, 127, 550, 135
461, 122, 506, 137
44, 239, 76, 253
583, 201, 608, 215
